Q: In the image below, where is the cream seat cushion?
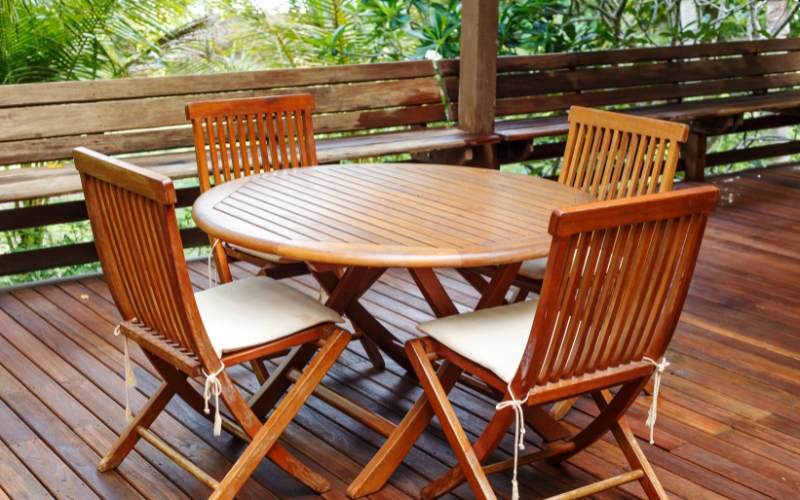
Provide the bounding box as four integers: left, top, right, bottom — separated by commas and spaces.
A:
518, 257, 547, 281
229, 244, 293, 264
416, 299, 538, 383
195, 277, 344, 357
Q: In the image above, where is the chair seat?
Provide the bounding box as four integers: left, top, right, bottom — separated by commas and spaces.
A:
518, 257, 547, 281
416, 299, 539, 383
229, 244, 296, 264
196, 277, 344, 357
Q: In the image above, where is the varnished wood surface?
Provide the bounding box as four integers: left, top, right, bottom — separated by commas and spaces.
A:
0, 58, 494, 204
193, 164, 592, 268
0, 164, 799, 499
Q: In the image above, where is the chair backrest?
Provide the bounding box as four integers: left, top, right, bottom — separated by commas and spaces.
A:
186, 94, 318, 193
74, 147, 214, 362
558, 106, 689, 201
514, 185, 718, 391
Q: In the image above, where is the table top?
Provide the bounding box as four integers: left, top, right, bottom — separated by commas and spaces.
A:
192, 164, 592, 268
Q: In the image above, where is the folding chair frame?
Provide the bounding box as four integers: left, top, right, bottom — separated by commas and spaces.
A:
348, 186, 718, 500
75, 147, 352, 500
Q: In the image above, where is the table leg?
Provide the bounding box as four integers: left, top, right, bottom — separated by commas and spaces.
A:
313, 267, 412, 372
410, 263, 521, 319
475, 262, 521, 310
408, 268, 459, 318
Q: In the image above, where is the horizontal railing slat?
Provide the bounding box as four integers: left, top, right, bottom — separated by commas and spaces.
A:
0, 227, 207, 277
0, 186, 201, 232
436, 38, 800, 76
0, 60, 437, 108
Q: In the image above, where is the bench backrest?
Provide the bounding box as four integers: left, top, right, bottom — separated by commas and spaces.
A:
438, 38, 800, 120
0, 61, 444, 167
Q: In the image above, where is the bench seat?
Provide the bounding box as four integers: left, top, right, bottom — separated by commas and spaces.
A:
0, 126, 499, 203
439, 38, 800, 179
494, 89, 800, 142
0, 59, 503, 204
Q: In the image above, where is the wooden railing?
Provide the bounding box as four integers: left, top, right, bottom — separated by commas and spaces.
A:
518, 114, 800, 166
5, 39, 800, 279
0, 186, 206, 277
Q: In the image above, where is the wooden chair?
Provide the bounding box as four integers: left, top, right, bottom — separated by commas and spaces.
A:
186, 94, 318, 285
511, 106, 689, 298
74, 147, 351, 500
347, 185, 719, 500
186, 94, 387, 376
461, 106, 690, 420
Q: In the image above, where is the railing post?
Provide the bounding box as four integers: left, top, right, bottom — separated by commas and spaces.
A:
458, 0, 498, 135
682, 132, 707, 182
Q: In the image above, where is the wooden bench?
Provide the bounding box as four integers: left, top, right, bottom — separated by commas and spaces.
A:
438, 38, 800, 180
0, 60, 501, 277
0, 60, 498, 203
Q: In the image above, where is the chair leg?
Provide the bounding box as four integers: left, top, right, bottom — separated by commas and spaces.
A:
643, 375, 655, 395
510, 287, 529, 303
150, 351, 330, 494
212, 239, 234, 284
249, 343, 318, 418
250, 358, 271, 385
420, 395, 515, 500
347, 357, 463, 499
550, 397, 578, 420
524, 405, 572, 442
407, 339, 495, 500
547, 377, 649, 465
210, 329, 350, 500
359, 333, 386, 370
99, 382, 175, 471
593, 390, 669, 500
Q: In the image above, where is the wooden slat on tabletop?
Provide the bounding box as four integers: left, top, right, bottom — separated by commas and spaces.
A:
193, 164, 589, 268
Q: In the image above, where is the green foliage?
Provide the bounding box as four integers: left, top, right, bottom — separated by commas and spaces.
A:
0, 0, 195, 83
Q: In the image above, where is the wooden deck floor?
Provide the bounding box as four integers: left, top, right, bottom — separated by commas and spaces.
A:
0, 165, 799, 500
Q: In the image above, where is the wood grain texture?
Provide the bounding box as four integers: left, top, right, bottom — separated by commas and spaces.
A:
457, 0, 499, 134
368, 186, 717, 500
0, 61, 437, 108
0, 127, 500, 203
192, 163, 593, 268
437, 38, 800, 76
74, 148, 354, 499
0, 163, 799, 500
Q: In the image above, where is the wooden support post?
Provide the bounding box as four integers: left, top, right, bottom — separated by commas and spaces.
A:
458, 0, 499, 168
682, 132, 707, 182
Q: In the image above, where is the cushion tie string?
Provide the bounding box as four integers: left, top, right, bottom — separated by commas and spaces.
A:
203, 364, 225, 436
114, 325, 137, 422
642, 356, 669, 444
208, 239, 222, 289
495, 385, 529, 500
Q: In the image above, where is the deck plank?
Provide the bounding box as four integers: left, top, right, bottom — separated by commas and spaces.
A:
0, 164, 799, 499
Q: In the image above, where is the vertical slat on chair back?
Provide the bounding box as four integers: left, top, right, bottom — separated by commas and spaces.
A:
74, 147, 205, 357
187, 94, 317, 192
516, 186, 718, 390
558, 107, 689, 201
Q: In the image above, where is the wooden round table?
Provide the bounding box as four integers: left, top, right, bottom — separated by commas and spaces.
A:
193, 163, 591, 369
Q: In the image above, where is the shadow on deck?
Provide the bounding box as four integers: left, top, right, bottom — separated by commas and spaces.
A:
0, 165, 798, 500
